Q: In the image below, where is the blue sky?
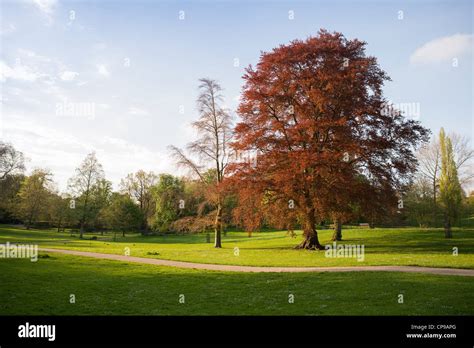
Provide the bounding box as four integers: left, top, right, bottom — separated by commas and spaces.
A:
1, 0, 472, 190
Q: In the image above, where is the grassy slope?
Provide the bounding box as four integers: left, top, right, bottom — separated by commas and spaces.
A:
0, 225, 472, 268
1, 253, 473, 315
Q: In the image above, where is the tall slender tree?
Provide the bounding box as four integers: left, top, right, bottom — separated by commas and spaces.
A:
418, 138, 441, 225
68, 152, 105, 238
169, 78, 233, 248
439, 128, 462, 238
418, 132, 473, 226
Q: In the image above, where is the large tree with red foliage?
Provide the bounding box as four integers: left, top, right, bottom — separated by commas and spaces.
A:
230, 30, 429, 250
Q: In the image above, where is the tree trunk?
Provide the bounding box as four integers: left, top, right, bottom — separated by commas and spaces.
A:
331, 218, 342, 241
79, 194, 89, 239
214, 202, 222, 248
57, 216, 62, 233
444, 217, 452, 238
433, 177, 437, 227
26, 211, 34, 230
296, 228, 324, 250
122, 230, 125, 238
295, 210, 324, 250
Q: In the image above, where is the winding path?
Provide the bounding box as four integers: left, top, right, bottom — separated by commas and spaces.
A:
39, 248, 474, 276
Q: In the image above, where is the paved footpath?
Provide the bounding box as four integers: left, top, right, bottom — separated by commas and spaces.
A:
39, 248, 474, 276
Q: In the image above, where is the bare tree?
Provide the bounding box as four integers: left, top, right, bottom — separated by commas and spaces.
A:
169, 78, 233, 248
419, 133, 474, 189
418, 137, 440, 223
0, 142, 25, 180
450, 133, 474, 187
68, 152, 105, 238
418, 132, 474, 224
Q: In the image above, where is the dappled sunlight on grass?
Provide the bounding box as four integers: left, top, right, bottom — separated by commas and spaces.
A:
0, 224, 472, 268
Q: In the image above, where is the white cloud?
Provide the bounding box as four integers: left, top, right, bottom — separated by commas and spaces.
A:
97, 64, 110, 77
2, 114, 173, 191
28, 0, 58, 24
2, 114, 94, 189
18, 48, 52, 63
60, 70, 79, 81
96, 136, 173, 189
128, 106, 150, 116
31, 0, 57, 15
410, 33, 473, 64
0, 49, 68, 83
0, 60, 42, 82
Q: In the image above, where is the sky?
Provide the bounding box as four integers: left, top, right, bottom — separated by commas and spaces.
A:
1, 0, 472, 191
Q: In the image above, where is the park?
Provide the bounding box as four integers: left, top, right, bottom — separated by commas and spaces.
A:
0, 222, 473, 315
0, 7, 473, 320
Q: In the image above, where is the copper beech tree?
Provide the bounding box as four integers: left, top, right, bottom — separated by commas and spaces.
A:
230, 30, 429, 250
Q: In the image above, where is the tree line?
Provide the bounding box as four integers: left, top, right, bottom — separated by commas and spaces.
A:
0, 149, 233, 239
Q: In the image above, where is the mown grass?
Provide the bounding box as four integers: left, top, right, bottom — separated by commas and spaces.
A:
0, 225, 472, 268
1, 253, 473, 315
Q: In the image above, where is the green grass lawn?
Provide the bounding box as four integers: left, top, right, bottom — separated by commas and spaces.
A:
0, 224, 472, 268
1, 253, 473, 315
1, 225, 473, 315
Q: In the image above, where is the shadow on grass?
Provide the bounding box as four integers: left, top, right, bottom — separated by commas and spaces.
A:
2, 224, 474, 257
1, 255, 473, 315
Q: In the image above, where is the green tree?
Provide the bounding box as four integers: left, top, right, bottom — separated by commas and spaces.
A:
404, 177, 434, 228
439, 128, 463, 238
15, 169, 53, 229
151, 174, 185, 232
104, 193, 143, 238
0, 143, 26, 223
90, 179, 113, 233
0, 174, 24, 223
120, 170, 158, 232
49, 193, 70, 232
68, 152, 105, 238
